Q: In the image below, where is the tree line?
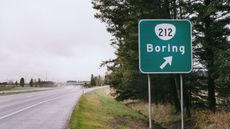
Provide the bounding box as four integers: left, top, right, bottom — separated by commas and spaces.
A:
92, 0, 230, 116
0, 78, 55, 87
83, 74, 104, 87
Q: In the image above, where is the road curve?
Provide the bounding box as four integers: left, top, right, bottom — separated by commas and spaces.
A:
0, 86, 106, 129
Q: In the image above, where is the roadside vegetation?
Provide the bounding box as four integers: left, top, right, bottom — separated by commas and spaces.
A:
0, 77, 56, 95
0, 86, 15, 91
69, 89, 150, 129
91, 0, 229, 128
0, 77, 56, 89
128, 101, 230, 129
83, 74, 105, 87
69, 88, 230, 129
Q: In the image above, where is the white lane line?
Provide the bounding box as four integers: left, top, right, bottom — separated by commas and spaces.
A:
0, 87, 107, 120
0, 94, 69, 120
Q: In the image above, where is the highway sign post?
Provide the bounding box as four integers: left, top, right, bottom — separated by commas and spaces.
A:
138, 19, 192, 129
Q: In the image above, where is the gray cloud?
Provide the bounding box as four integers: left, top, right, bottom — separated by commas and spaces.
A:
0, 0, 115, 82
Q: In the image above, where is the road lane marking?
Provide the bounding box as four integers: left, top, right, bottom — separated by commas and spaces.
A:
0, 94, 70, 120
0, 86, 108, 120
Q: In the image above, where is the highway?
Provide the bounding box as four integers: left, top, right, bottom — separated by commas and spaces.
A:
0, 86, 103, 129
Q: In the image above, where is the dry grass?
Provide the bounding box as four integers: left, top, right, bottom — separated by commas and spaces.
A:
127, 102, 180, 125
194, 111, 230, 129
152, 104, 181, 125
128, 101, 230, 129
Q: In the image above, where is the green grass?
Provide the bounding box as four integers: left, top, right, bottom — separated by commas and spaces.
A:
0, 86, 15, 91
0, 85, 35, 91
68, 89, 147, 129
0, 86, 53, 95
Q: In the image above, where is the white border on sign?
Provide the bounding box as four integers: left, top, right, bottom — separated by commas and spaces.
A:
138, 19, 193, 74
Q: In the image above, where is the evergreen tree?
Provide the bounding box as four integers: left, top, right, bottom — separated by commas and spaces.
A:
92, 0, 184, 101
29, 78, 34, 87
20, 78, 25, 87
92, 0, 230, 113
15, 81, 18, 86
90, 74, 96, 86
185, 0, 230, 112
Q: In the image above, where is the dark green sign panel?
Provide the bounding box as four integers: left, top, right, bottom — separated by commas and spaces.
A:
139, 19, 192, 73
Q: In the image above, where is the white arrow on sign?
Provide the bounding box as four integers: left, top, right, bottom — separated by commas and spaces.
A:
160, 56, 173, 69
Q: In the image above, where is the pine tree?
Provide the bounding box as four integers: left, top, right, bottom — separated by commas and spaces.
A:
38, 78, 41, 87
15, 81, 18, 86
90, 74, 96, 87
93, 0, 172, 101
92, 0, 230, 113
29, 78, 34, 87
20, 78, 25, 87
185, 0, 230, 112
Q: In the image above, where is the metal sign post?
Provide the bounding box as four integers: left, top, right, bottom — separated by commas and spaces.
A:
180, 74, 184, 129
148, 74, 152, 129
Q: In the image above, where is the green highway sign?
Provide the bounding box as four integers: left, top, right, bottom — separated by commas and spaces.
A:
139, 19, 192, 73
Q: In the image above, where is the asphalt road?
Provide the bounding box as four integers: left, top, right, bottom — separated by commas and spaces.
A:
0, 86, 104, 129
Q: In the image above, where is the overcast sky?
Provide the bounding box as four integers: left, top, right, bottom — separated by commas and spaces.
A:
0, 0, 115, 82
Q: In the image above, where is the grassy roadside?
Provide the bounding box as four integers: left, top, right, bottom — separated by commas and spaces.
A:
0, 86, 54, 95
0, 86, 15, 91
0, 86, 43, 91
68, 89, 149, 129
